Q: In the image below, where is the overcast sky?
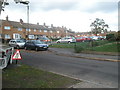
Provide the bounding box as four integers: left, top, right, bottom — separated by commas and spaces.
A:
0, 0, 119, 32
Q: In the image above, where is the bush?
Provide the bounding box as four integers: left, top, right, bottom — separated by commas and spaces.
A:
106, 34, 116, 41
74, 44, 84, 53
89, 41, 99, 47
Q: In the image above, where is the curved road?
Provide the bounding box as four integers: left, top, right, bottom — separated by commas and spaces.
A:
19, 50, 118, 88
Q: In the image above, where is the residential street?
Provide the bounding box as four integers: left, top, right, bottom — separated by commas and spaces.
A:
19, 49, 118, 88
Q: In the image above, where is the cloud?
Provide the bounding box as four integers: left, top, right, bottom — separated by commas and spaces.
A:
30, 0, 79, 12
83, 2, 118, 13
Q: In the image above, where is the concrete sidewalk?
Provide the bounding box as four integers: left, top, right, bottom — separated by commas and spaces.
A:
49, 48, 119, 62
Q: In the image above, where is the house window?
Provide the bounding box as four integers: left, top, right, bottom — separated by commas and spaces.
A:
0, 34, 1, 38
44, 30, 47, 32
28, 35, 35, 39
34, 29, 36, 32
57, 31, 60, 33
26, 28, 31, 32
18, 28, 22, 31
5, 34, 11, 39
26, 28, 29, 31
50, 30, 53, 33
13, 34, 21, 39
4, 26, 11, 30
39, 30, 42, 32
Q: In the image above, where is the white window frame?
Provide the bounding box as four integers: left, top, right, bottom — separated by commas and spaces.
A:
4, 26, 11, 30
28, 35, 35, 39
44, 30, 47, 33
50, 30, 53, 33
34, 29, 36, 32
26, 28, 31, 32
39, 30, 42, 32
18, 28, 22, 31
57, 31, 60, 33
5, 34, 11, 39
13, 34, 21, 39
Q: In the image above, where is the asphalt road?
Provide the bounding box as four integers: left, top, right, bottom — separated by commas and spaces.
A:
19, 50, 118, 88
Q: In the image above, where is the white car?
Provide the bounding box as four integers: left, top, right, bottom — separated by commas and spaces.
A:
91, 36, 99, 40
56, 37, 76, 43
9, 39, 25, 49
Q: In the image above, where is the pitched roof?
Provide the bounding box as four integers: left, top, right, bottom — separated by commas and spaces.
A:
0, 20, 49, 30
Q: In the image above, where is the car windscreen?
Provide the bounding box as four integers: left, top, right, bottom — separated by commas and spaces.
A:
40, 37, 49, 40
16, 40, 24, 43
33, 41, 45, 44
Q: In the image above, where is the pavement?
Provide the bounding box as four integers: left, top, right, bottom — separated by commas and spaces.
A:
48, 48, 119, 62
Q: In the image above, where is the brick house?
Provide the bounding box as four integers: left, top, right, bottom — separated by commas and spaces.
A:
0, 17, 75, 42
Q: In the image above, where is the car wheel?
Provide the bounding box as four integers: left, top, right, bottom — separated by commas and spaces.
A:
24, 46, 28, 50
57, 41, 60, 43
68, 41, 71, 44
16, 46, 19, 49
35, 47, 38, 51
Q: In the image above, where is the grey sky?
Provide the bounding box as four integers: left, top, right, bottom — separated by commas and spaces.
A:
0, 0, 119, 32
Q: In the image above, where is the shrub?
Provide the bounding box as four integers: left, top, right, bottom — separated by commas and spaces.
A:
74, 45, 84, 53
106, 34, 116, 41
89, 41, 99, 47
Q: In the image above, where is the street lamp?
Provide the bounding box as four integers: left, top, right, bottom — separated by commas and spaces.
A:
14, 0, 30, 40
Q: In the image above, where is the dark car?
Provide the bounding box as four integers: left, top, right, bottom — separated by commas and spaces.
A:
24, 40, 49, 51
37, 36, 52, 45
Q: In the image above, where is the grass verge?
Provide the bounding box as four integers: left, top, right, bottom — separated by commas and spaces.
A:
2, 64, 80, 88
89, 42, 119, 52
50, 41, 119, 53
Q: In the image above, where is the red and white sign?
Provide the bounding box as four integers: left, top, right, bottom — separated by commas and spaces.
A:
12, 49, 22, 60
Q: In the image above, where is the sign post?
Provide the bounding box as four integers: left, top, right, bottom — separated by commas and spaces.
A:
12, 49, 22, 64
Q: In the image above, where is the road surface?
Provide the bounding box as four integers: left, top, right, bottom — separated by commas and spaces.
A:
19, 50, 118, 88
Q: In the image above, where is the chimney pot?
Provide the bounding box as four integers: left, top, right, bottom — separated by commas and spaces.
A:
37, 22, 39, 25
43, 23, 46, 26
6, 15, 8, 21
20, 19, 23, 24
51, 24, 53, 27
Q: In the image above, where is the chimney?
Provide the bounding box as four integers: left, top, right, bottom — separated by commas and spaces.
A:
43, 22, 46, 26
20, 19, 23, 24
37, 22, 39, 25
51, 24, 53, 27
6, 15, 8, 21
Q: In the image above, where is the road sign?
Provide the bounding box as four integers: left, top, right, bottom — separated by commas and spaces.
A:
12, 49, 22, 60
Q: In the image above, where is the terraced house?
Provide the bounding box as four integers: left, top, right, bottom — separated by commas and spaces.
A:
0, 16, 75, 42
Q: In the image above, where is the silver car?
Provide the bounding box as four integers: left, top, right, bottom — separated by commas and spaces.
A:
9, 39, 25, 49
56, 37, 76, 43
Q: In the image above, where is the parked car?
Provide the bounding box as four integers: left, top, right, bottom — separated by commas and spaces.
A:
24, 40, 49, 51
0, 42, 14, 69
37, 36, 52, 44
56, 37, 76, 43
90, 36, 99, 40
9, 39, 25, 49
98, 36, 106, 40
75, 36, 92, 42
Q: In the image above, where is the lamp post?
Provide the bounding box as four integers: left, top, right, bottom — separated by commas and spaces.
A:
14, 0, 30, 40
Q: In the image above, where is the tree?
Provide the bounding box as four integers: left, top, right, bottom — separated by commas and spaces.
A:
90, 18, 109, 36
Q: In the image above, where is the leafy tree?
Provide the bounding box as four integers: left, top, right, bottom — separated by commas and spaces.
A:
90, 18, 109, 36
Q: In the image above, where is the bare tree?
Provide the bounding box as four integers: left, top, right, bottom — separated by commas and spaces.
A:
90, 18, 109, 36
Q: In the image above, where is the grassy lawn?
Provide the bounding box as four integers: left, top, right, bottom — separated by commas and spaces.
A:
2, 64, 80, 88
50, 41, 119, 53
90, 42, 119, 52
